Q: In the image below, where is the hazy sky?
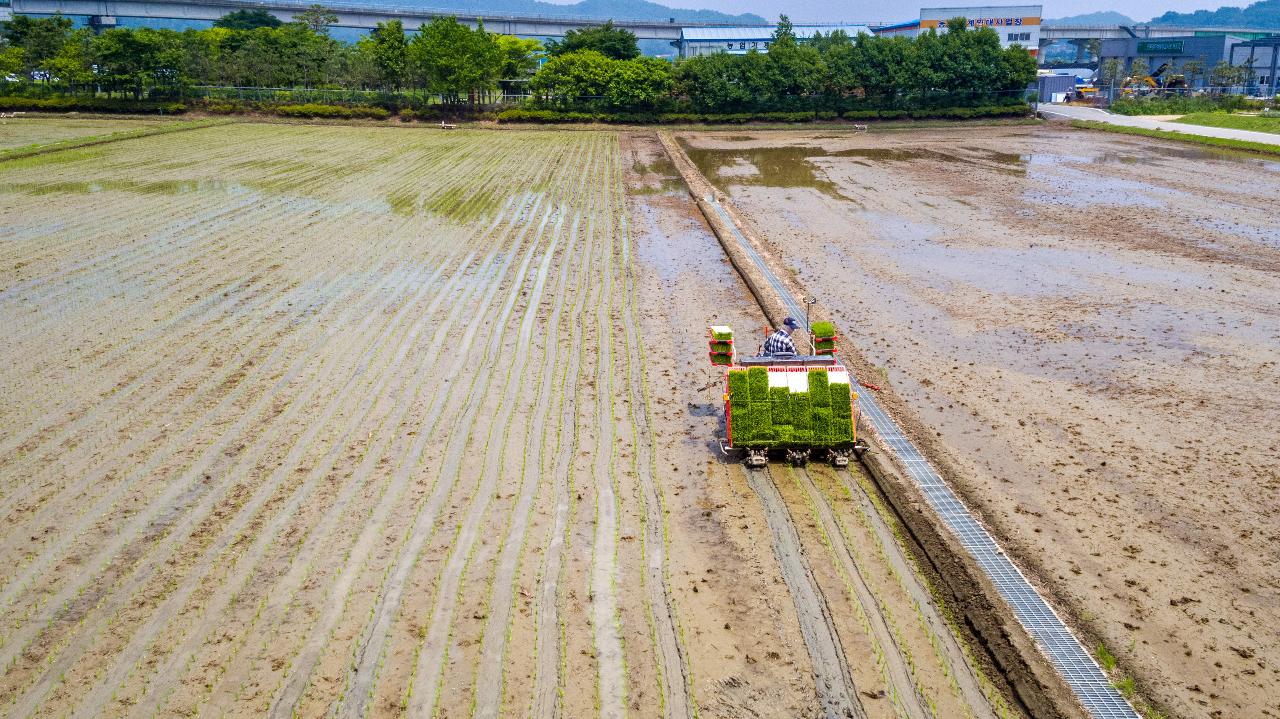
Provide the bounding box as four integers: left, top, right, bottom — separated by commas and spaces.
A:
543, 0, 1239, 23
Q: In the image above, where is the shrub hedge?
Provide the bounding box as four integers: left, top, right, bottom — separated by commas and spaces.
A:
272, 103, 391, 119
1108, 94, 1259, 116
0, 96, 186, 114
496, 104, 1031, 125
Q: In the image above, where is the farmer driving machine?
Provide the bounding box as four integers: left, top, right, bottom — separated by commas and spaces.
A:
708, 321, 867, 468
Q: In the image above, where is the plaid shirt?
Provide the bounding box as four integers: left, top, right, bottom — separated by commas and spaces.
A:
763, 329, 797, 355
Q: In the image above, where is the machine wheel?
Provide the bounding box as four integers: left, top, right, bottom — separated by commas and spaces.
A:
786, 448, 810, 467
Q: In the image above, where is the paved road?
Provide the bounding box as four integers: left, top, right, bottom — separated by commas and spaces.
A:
1040, 104, 1280, 147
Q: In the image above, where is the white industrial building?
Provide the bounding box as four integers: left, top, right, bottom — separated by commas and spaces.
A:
876, 5, 1042, 58
674, 25, 870, 58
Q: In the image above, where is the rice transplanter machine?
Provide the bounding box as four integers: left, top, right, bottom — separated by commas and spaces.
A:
707, 322, 867, 467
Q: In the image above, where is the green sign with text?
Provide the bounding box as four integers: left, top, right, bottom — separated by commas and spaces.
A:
1137, 40, 1184, 54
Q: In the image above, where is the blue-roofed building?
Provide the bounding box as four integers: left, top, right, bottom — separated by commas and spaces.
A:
674, 25, 870, 58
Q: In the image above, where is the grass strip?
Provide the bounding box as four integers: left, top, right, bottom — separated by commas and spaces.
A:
1174, 112, 1280, 135
709, 341, 732, 354
1068, 119, 1280, 157
0, 118, 233, 163
811, 321, 836, 338
709, 327, 733, 341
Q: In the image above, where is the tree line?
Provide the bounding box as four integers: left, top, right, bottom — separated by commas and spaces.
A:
1, 11, 1036, 112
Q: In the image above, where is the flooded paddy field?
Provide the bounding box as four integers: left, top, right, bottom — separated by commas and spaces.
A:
679, 125, 1280, 719
0, 115, 171, 151
0, 123, 1004, 718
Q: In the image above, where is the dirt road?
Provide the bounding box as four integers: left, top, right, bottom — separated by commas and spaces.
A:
678, 125, 1280, 719
0, 123, 1003, 718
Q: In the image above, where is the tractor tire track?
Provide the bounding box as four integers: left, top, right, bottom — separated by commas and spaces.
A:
617, 211, 695, 719
0, 206, 376, 562
823, 466, 1002, 719
0, 132, 509, 465
0, 136, 522, 605
588, 206, 628, 719
744, 465, 866, 719
469, 209, 582, 719
789, 466, 933, 719
0, 251, 412, 643
126, 186, 522, 719
529, 212, 597, 719
0, 223, 450, 678
430, 135, 603, 719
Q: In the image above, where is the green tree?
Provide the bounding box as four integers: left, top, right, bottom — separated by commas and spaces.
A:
294, 5, 338, 35
496, 35, 541, 79
997, 41, 1038, 101
1181, 57, 1205, 86
808, 29, 852, 55
408, 17, 502, 103
530, 49, 612, 105
362, 19, 407, 89
0, 43, 24, 78
545, 21, 638, 60
214, 9, 283, 30
92, 27, 185, 98
48, 27, 95, 86
848, 33, 913, 107
673, 52, 751, 112
1099, 57, 1123, 85
1, 14, 73, 79
765, 15, 820, 104
605, 56, 671, 109
771, 14, 797, 47
1209, 59, 1244, 89
1127, 57, 1150, 84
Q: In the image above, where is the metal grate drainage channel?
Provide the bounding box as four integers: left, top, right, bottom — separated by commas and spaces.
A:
706, 197, 1141, 719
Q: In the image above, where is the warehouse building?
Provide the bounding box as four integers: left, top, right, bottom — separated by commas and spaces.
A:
1099, 35, 1278, 93
674, 24, 870, 58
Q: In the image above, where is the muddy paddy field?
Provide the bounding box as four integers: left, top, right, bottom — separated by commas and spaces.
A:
3, 116, 1275, 719
680, 125, 1280, 719
0, 121, 1022, 719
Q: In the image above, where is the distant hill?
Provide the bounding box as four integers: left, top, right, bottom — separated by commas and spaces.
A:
1149, 0, 1280, 27
389, 0, 767, 23
1044, 11, 1135, 25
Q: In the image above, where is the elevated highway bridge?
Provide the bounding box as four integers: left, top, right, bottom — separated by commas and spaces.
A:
8, 0, 736, 37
